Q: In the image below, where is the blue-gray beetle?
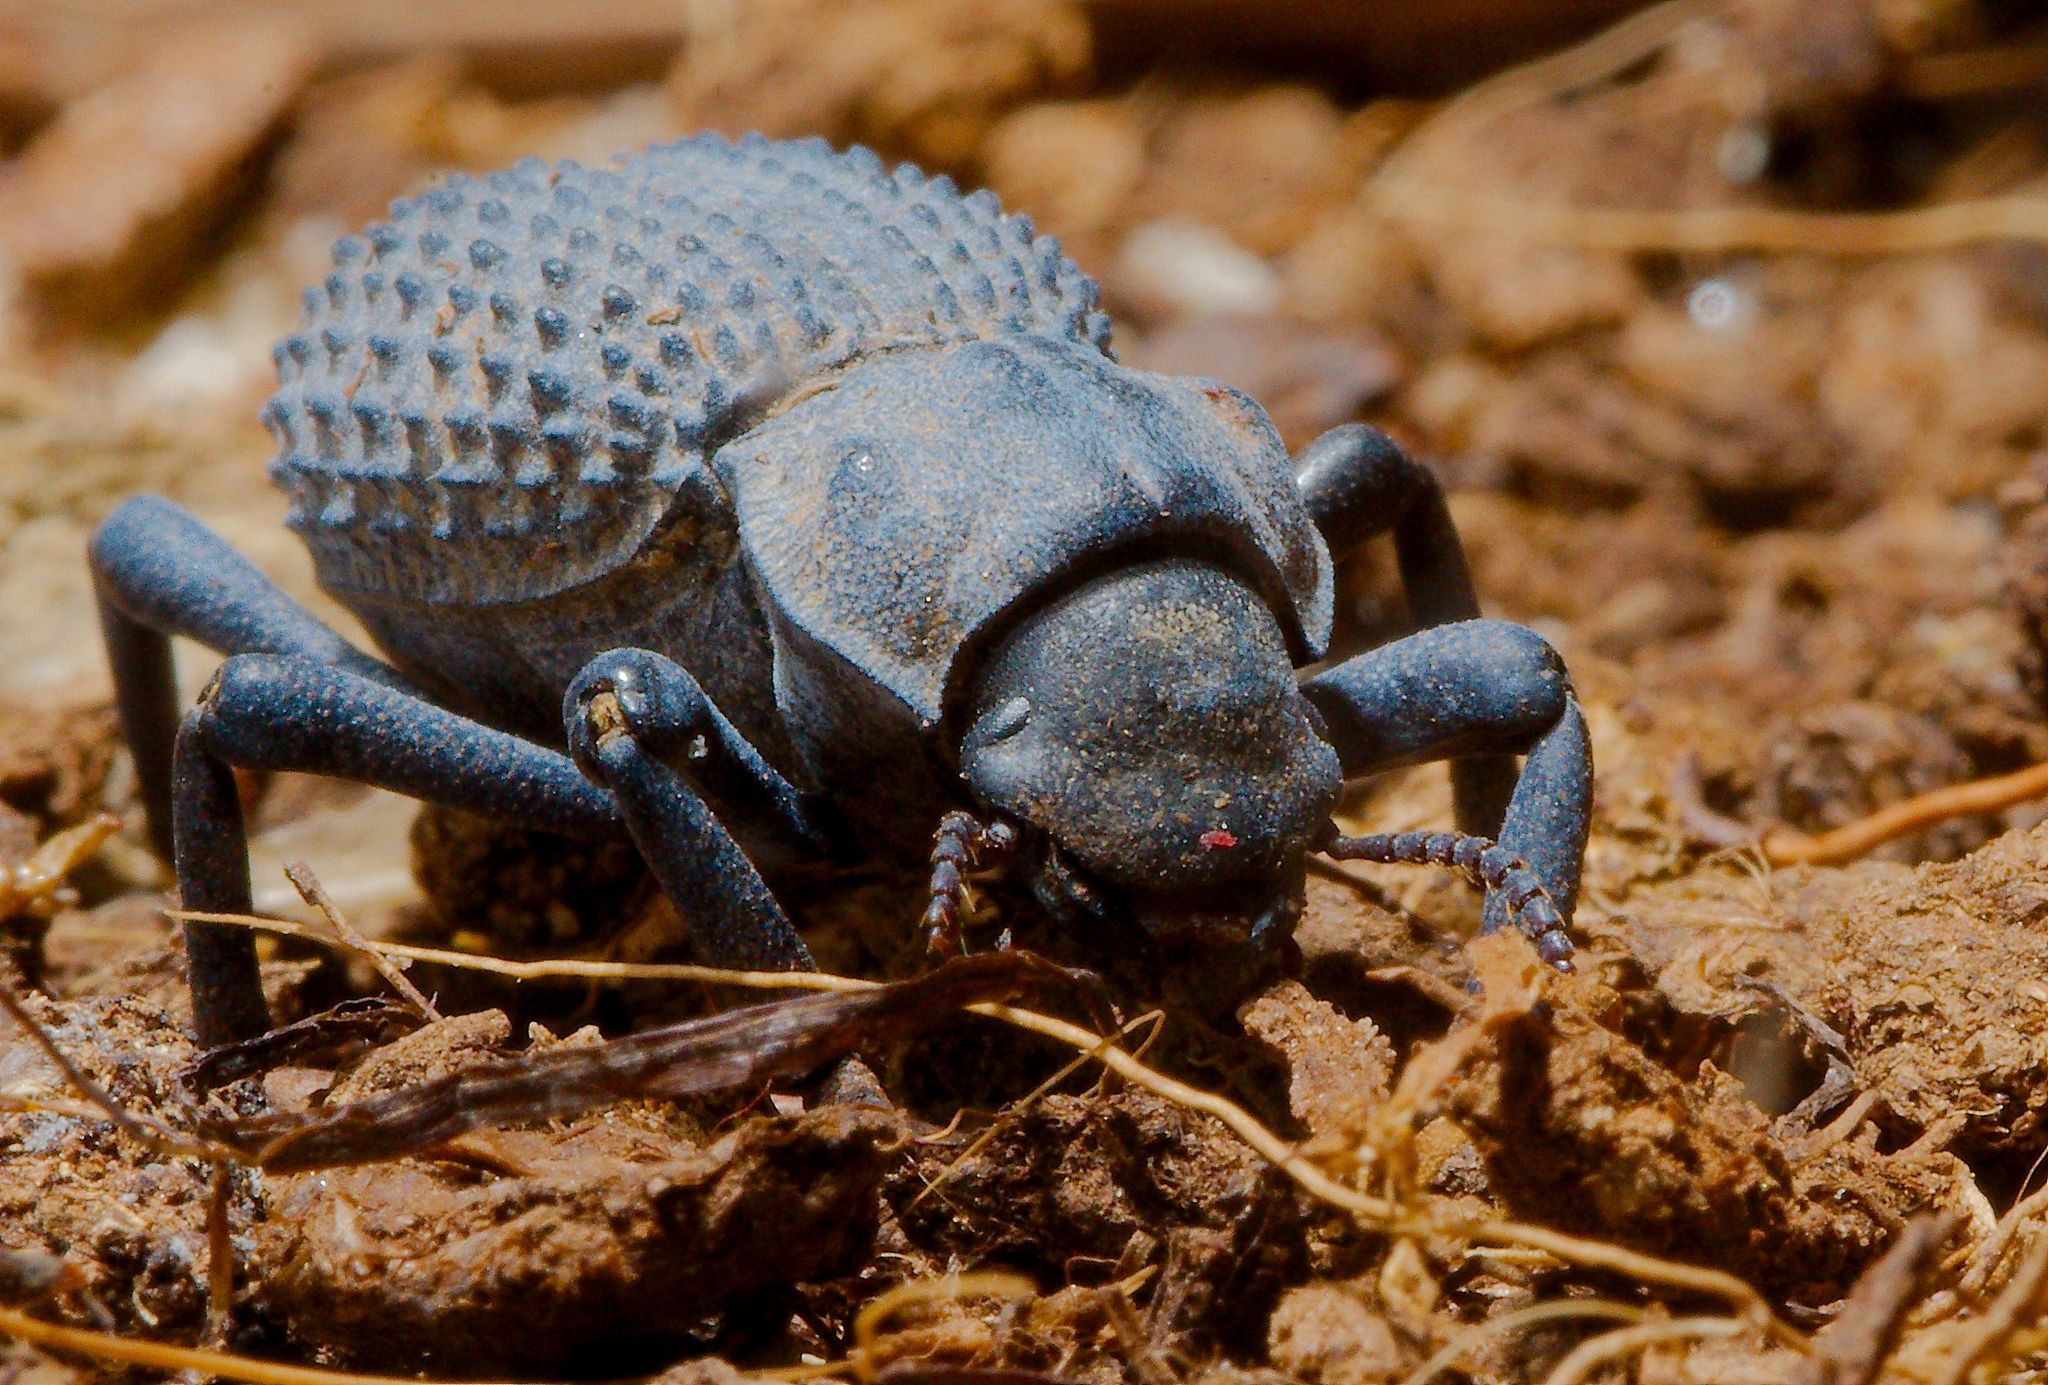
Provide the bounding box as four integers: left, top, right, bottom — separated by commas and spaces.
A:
88, 134, 1592, 1046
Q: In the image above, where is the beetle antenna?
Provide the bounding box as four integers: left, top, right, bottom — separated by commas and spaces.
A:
922, 810, 1021, 956
1321, 829, 1574, 971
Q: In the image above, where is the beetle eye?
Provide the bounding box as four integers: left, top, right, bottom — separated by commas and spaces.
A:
968, 696, 1031, 749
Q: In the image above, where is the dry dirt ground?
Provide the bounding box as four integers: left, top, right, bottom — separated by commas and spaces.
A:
4, 0, 2048, 1380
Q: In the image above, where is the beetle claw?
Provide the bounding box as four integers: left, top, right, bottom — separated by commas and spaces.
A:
922, 898, 965, 957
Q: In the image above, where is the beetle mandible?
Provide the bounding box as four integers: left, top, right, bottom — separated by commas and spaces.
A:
89, 133, 1593, 1047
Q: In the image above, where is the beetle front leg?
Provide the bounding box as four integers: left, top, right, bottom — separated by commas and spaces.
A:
173, 654, 621, 1046
1293, 424, 1520, 838
1303, 619, 1592, 933
564, 649, 818, 974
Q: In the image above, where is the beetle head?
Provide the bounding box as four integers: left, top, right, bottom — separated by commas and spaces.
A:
958, 557, 1341, 953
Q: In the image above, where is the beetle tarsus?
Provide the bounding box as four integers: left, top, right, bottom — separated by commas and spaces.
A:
921, 810, 1020, 956
1323, 828, 1576, 970
1294, 429, 1591, 938
1302, 621, 1592, 931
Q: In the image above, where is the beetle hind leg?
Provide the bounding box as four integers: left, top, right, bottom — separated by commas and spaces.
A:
89, 495, 408, 858
171, 654, 622, 1045
1302, 619, 1592, 940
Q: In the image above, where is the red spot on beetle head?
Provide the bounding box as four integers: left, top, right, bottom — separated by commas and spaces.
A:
1199, 829, 1238, 851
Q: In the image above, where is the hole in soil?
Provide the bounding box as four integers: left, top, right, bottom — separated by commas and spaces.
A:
1694, 473, 1835, 533
1945, 1135, 2048, 1210
1727, 1010, 1828, 1117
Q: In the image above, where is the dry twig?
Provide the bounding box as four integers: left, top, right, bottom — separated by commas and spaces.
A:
283, 860, 440, 1020
1763, 761, 2048, 867
1539, 1316, 1758, 1385
1796, 1214, 1958, 1385
207, 952, 1068, 1171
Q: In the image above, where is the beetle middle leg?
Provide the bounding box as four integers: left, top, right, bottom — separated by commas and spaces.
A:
563, 648, 821, 975
1302, 619, 1593, 936
1293, 424, 1522, 838
559, 650, 892, 1109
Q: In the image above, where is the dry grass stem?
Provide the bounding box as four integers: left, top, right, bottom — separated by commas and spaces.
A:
851, 1272, 1036, 1382
167, 907, 878, 992
1928, 1242, 2048, 1385
1539, 1316, 1759, 1385
1956, 1184, 2048, 1294
1399, 1299, 1648, 1385
1367, 186, 2048, 255
1763, 761, 2048, 866
282, 860, 441, 1020
0, 1092, 135, 1124
1464, 1221, 1800, 1348
0, 1303, 535, 1385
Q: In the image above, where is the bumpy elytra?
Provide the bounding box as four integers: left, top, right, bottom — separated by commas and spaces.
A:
90, 133, 1593, 1047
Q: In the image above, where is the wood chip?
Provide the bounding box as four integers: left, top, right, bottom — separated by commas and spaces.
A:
0, 19, 313, 321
